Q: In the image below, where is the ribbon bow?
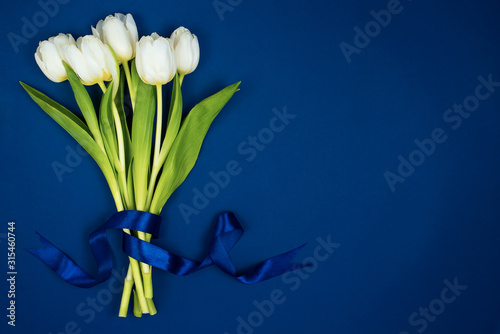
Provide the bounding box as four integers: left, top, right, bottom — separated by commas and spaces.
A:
27, 211, 308, 288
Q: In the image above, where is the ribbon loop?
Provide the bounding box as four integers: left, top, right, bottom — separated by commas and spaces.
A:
27, 211, 309, 288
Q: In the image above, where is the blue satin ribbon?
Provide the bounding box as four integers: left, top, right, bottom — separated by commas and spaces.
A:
26, 211, 308, 288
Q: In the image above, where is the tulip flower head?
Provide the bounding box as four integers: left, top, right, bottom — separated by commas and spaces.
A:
135, 33, 177, 85
92, 13, 138, 63
170, 26, 199, 76
64, 35, 118, 86
35, 33, 76, 83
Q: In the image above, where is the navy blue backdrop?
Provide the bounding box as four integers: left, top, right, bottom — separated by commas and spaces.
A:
1, 0, 500, 333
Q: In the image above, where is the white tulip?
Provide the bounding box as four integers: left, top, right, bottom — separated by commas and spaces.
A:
34, 33, 76, 82
135, 33, 177, 85
170, 26, 199, 75
64, 35, 117, 86
92, 13, 138, 63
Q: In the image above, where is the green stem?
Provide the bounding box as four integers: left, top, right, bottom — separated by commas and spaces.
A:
133, 290, 143, 317
146, 75, 183, 213
98, 81, 107, 93
143, 271, 153, 299
97, 82, 125, 210
136, 229, 152, 298
83, 81, 105, 153
145, 166, 160, 209
154, 84, 163, 167
113, 190, 144, 317
104, 80, 143, 316
98, 81, 146, 317
123, 61, 136, 109
112, 191, 124, 211
124, 228, 149, 314
140, 232, 153, 299
138, 84, 163, 292
147, 298, 157, 316
111, 103, 126, 170
110, 101, 134, 209
144, 84, 165, 208
118, 266, 133, 317
117, 168, 132, 209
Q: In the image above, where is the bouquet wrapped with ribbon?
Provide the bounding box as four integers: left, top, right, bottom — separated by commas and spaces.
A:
21, 12, 308, 318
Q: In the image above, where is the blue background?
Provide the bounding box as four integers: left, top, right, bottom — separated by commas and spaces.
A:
1, 0, 500, 333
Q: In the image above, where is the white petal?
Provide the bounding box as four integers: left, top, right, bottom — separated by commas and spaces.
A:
38, 42, 67, 82
82, 36, 107, 72
139, 40, 156, 84
76, 36, 83, 49
67, 34, 76, 45
35, 51, 63, 82
135, 40, 150, 84
104, 45, 119, 88
103, 17, 133, 62
152, 38, 171, 84
125, 14, 138, 44
175, 34, 194, 75
190, 35, 200, 73
135, 41, 144, 80
91, 26, 100, 40
115, 12, 126, 22
170, 26, 190, 47
49, 33, 75, 62
65, 45, 103, 85
95, 19, 105, 42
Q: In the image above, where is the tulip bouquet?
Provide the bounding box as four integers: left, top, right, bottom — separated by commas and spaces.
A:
21, 13, 239, 317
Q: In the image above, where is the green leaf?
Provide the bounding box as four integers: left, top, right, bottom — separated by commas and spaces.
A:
114, 68, 126, 116
114, 68, 132, 168
157, 73, 182, 167
130, 59, 140, 99
19, 81, 90, 135
63, 62, 104, 150
20, 81, 122, 207
131, 80, 156, 210
127, 157, 136, 209
99, 81, 120, 170
150, 81, 241, 214
106, 46, 120, 97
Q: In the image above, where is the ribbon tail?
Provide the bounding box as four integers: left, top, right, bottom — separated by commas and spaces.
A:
234, 244, 310, 284
26, 232, 107, 288
210, 212, 310, 284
